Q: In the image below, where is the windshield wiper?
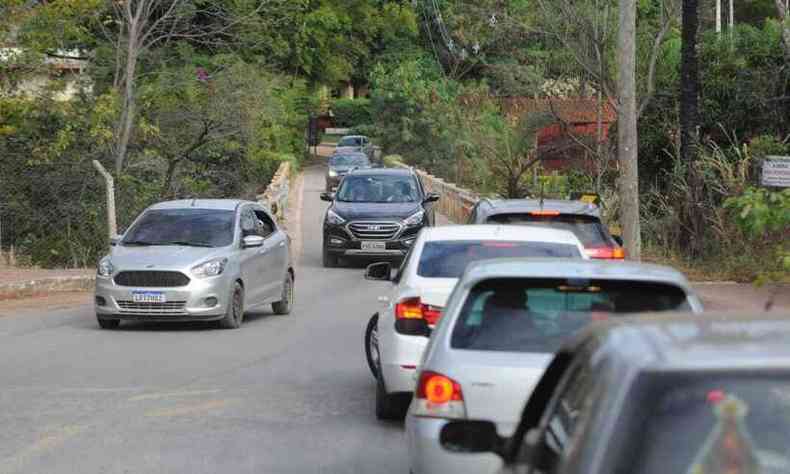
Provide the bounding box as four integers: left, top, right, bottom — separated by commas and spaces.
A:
122, 240, 156, 246
154, 241, 214, 247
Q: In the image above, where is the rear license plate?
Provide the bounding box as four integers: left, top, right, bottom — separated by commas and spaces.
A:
361, 241, 386, 251
132, 291, 166, 303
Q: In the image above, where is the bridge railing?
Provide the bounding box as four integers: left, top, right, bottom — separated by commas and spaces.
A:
383, 155, 478, 224
257, 161, 291, 223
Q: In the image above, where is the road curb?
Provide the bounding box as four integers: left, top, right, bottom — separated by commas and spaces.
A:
0, 275, 95, 301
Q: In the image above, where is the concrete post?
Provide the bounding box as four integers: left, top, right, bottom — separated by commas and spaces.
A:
92, 160, 118, 241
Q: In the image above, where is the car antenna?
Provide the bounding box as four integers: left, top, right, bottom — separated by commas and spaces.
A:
191, 198, 197, 207
539, 180, 545, 210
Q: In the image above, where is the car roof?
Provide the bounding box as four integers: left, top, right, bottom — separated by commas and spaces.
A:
480, 198, 600, 217
339, 135, 366, 140
460, 258, 693, 290
331, 151, 368, 157
148, 199, 250, 211
348, 167, 413, 176
421, 225, 583, 246
578, 312, 790, 372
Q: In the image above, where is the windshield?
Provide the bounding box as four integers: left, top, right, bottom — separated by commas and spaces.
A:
338, 137, 364, 147
451, 278, 691, 353
629, 376, 790, 474
417, 241, 582, 278
330, 155, 369, 167
335, 175, 420, 203
486, 213, 610, 247
122, 209, 235, 248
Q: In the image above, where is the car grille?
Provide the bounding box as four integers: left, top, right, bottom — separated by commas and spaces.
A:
347, 221, 400, 240
114, 271, 190, 287
116, 300, 187, 314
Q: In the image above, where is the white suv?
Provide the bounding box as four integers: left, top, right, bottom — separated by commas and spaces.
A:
362, 225, 587, 420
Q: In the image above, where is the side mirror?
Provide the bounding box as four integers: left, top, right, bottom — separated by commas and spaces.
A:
423, 193, 440, 204
242, 235, 265, 248
613, 235, 624, 247
440, 420, 506, 457
110, 235, 121, 246
365, 262, 392, 281
320, 192, 334, 202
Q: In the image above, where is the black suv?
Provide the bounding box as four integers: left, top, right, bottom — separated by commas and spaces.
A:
467, 198, 624, 259
320, 168, 439, 267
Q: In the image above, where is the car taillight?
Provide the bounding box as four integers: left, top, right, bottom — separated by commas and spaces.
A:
395, 297, 443, 326
528, 210, 561, 216
585, 246, 625, 259
413, 371, 466, 419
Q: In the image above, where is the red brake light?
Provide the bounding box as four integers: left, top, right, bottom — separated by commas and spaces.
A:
585, 246, 625, 260
528, 210, 561, 216
417, 372, 463, 403
395, 297, 442, 325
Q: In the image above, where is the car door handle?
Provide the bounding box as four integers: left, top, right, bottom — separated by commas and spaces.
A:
278, 241, 285, 247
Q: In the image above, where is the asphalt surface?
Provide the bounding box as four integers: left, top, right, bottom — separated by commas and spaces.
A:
0, 165, 405, 474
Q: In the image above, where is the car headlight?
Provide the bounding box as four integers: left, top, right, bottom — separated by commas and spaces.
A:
328, 169, 338, 177
326, 209, 346, 225
191, 258, 227, 278
402, 210, 425, 227
97, 257, 113, 277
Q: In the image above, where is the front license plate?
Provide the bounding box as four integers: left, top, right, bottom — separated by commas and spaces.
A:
132, 291, 166, 303
361, 241, 386, 251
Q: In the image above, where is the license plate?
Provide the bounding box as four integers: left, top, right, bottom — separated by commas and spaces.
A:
361, 241, 386, 251
132, 291, 166, 303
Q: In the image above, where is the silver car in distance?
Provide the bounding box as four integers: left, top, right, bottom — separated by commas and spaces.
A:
95, 199, 294, 329
405, 258, 703, 474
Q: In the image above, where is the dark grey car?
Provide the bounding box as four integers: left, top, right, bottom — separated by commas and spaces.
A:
440, 312, 790, 474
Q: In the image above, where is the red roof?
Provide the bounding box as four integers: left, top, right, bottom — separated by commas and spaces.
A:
500, 97, 616, 124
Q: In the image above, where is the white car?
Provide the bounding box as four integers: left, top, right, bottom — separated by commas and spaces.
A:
405, 258, 704, 474
362, 225, 587, 420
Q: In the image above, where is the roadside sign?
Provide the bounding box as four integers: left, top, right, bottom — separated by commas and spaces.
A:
762, 156, 790, 188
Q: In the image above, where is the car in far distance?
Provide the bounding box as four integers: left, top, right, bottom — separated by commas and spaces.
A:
468, 198, 624, 260
363, 225, 587, 420
335, 134, 371, 155
326, 152, 370, 192
439, 312, 790, 474
406, 258, 703, 474
95, 199, 294, 330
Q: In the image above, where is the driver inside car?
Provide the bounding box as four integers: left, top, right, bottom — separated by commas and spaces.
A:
470, 289, 539, 349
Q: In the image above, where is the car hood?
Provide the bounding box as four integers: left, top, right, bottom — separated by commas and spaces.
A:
335, 146, 362, 153
332, 201, 421, 220
110, 244, 227, 270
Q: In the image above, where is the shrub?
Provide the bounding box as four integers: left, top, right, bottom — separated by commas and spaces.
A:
331, 98, 372, 127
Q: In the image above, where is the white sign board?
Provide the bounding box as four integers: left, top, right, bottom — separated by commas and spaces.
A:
762, 156, 790, 188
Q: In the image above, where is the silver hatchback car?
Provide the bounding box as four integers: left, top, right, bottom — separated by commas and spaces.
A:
406, 258, 703, 474
95, 199, 294, 329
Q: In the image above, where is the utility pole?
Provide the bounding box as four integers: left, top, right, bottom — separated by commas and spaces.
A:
617, 0, 641, 260
716, 0, 721, 33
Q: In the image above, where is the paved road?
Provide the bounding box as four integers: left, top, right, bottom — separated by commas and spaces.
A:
0, 165, 407, 474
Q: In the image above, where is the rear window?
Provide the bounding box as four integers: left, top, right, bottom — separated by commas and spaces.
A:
417, 241, 582, 279
628, 375, 790, 474
450, 278, 691, 353
486, 213, 610, 247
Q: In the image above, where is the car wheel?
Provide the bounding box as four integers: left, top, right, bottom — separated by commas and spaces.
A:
365, 313, 380, 378
322, 244, 338, 268
375, 370, 410, 421
97, 316, 120, 329
272, 272, 293, 315
219, 282, 244, 329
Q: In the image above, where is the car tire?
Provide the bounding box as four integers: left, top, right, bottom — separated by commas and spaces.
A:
365, 313, 380, 379
272, 272, 293, 315
97, 316, 120, 329
375, 371, 410, 421
322, 244, 339, 268
219, 282, 244, 329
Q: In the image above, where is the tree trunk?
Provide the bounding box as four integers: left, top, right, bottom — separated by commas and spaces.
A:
680, 0, 701, 255
777, 0, 790, 63
115, 43, 138, 175
617, 0, 641, 260
162, 158, 180, 199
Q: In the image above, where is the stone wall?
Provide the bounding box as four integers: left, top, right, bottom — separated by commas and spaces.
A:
257, 161, 291, 223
